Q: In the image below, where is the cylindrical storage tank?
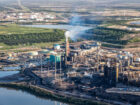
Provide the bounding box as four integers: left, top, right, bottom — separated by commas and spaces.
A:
53, 44, 60, 50
29, 56, 33, 59
97, 42, 101, 46
128, 54, 133, 57
50, 54, 61, 62
28, 51, 38, 56
119, 51, 122, 54
8, 53, 12, 57
50, 51, 57, 55
38, 50, 48, 54
117, 55, 123, 59
136, 58, 140, 62
125, 52, 130, 55
74, 53, 77, 57
122, 56, 128, 60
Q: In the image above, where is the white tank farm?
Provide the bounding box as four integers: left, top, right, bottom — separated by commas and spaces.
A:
28, 51, 38, 56
122, 56, 128, 60
53, 44, 61, 50
50, 51, 57, 55
117, 55, 123, 59
38, 50, 49, 54
136, 58, 140, 62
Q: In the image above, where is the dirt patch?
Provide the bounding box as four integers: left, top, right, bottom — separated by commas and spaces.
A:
123, 46, 140, 53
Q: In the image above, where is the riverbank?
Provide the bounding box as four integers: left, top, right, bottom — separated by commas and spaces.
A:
1, 68, 138, 105
0, 83, 110, 105
0, 82, 109, 105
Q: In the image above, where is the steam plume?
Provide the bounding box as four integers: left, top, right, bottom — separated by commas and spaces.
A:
17, 0, 30, 11
65, 14, 91, 41
17, 0, 22, 7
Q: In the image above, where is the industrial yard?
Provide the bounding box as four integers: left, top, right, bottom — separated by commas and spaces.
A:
0, 31, 140, 105
0, 1, 140, 105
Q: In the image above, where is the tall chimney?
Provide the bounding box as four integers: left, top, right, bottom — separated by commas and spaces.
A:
66, 36, 70, 57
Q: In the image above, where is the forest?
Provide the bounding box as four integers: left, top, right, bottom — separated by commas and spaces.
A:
0, 31, 64, 45
88, 27, 135, 45
0, 25, 65, 45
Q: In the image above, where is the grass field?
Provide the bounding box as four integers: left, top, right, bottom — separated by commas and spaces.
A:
0, 24, 55, 35
0, 40, 64, 52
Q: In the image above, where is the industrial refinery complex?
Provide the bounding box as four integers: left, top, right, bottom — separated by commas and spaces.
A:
0, 31, 140, 105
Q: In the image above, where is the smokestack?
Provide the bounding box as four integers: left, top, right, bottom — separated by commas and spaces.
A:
66, 36, 70, 57
65, 31, 70, 57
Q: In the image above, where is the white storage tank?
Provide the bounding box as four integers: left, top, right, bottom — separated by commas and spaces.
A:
28, 51, 38, 56
8, 53, 13, 57
124, 51, 130, 55
136, 58, 140, 62
119, 51, 122, 54
122, 56, 128, 60
117, 55, 123, 59
38, 50, 49, 54
50, 51, 57, 55
53, 44, 60, 50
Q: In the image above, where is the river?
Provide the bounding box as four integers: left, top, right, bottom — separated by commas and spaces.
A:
130, 21, 140, 25
0, 71, 19, 78
0, 71, 67, 105
0, 87, 67, 105
24, 24, 91, 30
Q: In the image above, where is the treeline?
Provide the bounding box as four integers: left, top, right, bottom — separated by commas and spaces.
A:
0, 30, 64, 45
87, 27, 134, 45
103, 20, 128, 25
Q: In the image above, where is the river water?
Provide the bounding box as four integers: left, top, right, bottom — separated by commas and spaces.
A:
0, 71, 19, 78
24, 24, 91, 30
130, 21, 140, 25
0, 71, 67, 105
0, 87, 67, 105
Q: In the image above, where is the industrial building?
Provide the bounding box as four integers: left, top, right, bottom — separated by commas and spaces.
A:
104, 64, 119, 87
0, 30, 140, 90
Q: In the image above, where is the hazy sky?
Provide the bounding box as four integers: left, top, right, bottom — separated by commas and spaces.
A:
0, 0, 139, 3
0, 0, 140, 6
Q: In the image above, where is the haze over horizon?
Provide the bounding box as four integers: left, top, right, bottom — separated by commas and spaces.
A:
0, 0, 140, 5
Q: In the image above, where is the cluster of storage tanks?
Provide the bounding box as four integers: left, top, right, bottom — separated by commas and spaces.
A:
117, 51, 140, 62
117, 51, 133, 60
26, 44, 62, 63
5, 44, 62, 69
78, 42, 101, 56
116, 51, 140, 68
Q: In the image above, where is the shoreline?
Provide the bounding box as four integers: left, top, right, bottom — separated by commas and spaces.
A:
0, 70, 139, 105
0, 82, 109, 105
0, 68, 139, 105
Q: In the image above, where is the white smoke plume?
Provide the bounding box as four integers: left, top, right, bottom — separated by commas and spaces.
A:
65, 14, 91, 41
17, 0, 21, 6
